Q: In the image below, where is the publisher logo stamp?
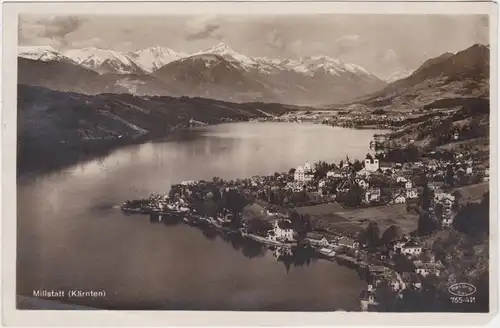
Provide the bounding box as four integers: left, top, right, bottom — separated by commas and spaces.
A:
449, 283, 476, 297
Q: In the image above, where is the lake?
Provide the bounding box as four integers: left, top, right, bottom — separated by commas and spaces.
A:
17, 122, 387, 311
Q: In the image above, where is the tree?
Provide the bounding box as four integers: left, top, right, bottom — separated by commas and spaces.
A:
413, 172, 428, 187
246, 218, 272, 235
360, 221, 380, 249
418, 183, 438, 235
302, 213, 312, 232
339, 184, 364, 207
435, 202, 444, 219
288, 168, 296, 175
203, 199, 218, 218
288, 211, 308, 240
353, 160, 363, 172
290, 210, 301, 224
451, 190, 462, 212
445, 165, 455, 187
224, 190, 248, 216
366, 153, 373, 160
169, 184, 183, 199
381, 225, 403, 246
314, 161, 330, 179
420, 183, 434, 210
375, 152, 385, 161
393, 254, 415, 273
418, 211, 438, 236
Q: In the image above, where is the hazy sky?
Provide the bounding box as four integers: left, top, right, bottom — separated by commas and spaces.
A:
19, 14, 489, 78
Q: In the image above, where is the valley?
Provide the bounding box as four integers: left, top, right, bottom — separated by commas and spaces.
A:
17, 43, 491, 177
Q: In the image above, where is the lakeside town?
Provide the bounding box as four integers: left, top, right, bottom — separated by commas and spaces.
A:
121, 119, 490, 311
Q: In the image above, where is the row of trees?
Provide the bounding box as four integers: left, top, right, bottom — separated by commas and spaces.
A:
358, 221, 404, 251
169, 182, 249, 220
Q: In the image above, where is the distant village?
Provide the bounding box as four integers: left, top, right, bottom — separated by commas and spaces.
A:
250, 110, 412, 130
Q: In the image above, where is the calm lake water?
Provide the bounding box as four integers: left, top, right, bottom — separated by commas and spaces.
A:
17, 122, 387, 311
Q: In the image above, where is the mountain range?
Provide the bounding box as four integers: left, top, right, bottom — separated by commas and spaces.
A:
18, 43, 386, 105
17, 43, 489, 109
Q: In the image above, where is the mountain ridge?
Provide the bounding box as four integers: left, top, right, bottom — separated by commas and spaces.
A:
17, 84, 303, 174
18, 43, 386, 105
342, 43, 489, 111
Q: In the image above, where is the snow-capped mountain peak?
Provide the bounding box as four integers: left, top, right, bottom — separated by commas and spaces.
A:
200, 43, 256, 68
281, 55, 373, 77
65, 47, 126, 65
63, 47, 146, 75
18, 45, 70, 62
128, 46, 187, 73
205, 42, 237, 54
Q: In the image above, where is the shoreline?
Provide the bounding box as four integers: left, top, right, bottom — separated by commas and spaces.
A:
125, 206, 375, 274
17, 120, 384, 180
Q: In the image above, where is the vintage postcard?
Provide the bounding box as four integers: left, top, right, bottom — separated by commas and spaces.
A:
1, 0, 498, 326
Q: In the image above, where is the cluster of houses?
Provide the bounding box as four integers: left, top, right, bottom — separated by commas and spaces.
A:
146, 193, 191, 213
286, 149, 488, 212
299, 155, 420, 206
391, 236, 445, 278
322, 113, 408, 130
359, 234, 446, 309
359, 236, 446, 310
426, 154, 488, 183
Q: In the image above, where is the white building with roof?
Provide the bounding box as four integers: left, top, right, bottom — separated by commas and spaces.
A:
406, 188, 418, 199
393, 194, 406, 204
365, 188, 381, 203
294, 164, 313, 182
401, 243, 423, 257
269, 220, 295, 242
396, 176, 408, 183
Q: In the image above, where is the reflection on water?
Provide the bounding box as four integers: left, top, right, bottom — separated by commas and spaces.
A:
17, 122, 385, 311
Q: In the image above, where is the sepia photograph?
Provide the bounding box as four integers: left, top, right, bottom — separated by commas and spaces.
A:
1, 0, 498, 324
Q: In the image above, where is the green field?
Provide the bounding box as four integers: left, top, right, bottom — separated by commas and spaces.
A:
297, 202, 419, 235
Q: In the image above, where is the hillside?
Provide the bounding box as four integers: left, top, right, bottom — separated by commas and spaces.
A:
347, 44, 489, 112
17, 85, 299, 175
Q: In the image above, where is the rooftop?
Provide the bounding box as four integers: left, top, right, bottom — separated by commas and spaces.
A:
338, 237, 356, 246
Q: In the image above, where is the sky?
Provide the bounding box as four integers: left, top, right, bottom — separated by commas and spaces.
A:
18, 14, 489, 79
